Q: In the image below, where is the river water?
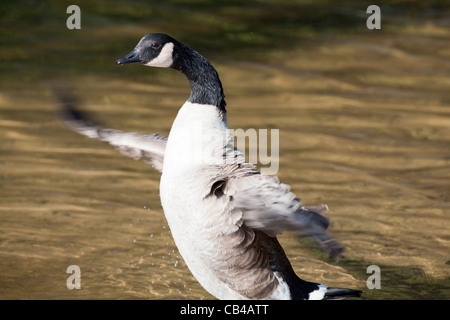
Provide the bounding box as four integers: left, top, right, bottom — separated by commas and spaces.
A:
0, 1, 449, 299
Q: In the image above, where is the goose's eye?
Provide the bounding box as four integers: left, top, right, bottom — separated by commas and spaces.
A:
151, 42, 160, 49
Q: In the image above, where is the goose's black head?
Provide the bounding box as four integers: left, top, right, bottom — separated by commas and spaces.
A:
116, 33, 226, 113
116, 33, 176, 68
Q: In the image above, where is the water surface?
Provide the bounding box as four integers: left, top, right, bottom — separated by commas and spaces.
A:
1, 1, 449, 299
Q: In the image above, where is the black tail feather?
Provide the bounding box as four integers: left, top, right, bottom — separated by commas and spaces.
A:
324, 287, 362, 300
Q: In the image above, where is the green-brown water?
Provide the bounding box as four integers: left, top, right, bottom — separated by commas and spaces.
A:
0, 1, 449, 299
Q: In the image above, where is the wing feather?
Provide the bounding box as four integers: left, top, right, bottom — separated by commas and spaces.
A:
58, 97, 167, 172
209, 160, 345, 262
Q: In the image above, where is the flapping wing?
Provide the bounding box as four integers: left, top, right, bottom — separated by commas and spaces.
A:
58, 96, 167, 172
214, 162, 345, 262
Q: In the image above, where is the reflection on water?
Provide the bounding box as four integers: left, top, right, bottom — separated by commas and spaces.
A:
1, 1, 449, 299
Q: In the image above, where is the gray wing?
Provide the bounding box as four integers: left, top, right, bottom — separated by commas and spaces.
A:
210, 161, 345, 262
59, 98, 167, 172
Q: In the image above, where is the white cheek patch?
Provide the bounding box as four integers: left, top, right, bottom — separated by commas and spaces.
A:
144, 42, 174, 68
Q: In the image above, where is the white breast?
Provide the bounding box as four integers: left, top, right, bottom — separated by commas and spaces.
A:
162, 101, 230, 172
159, 101, 241, 299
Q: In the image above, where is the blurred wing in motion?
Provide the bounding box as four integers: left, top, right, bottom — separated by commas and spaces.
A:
211, 161, 345, 262
56, 92, 167, 172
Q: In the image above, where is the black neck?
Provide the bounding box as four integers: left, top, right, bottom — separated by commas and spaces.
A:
171, 43, 226, 114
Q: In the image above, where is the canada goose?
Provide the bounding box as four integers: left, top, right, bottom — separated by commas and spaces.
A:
61, 33, 361, 300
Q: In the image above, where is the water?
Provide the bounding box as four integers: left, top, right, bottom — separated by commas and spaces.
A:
1, 1, 449, 299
